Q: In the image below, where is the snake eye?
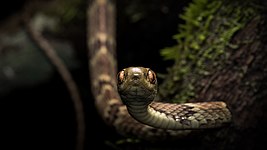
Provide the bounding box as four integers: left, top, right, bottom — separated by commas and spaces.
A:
117, 70, 125, 84
147, 69, 156, 84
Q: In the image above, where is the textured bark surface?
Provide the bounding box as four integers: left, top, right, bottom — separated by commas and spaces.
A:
194, 16, 267, 150
158, 11, 267, 150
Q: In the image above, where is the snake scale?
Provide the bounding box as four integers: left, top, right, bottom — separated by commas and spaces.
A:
88, 0, 231, 140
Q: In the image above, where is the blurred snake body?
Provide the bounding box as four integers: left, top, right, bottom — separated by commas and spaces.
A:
88, 0, 231, 140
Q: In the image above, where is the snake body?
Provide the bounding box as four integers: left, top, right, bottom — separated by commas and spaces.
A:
117, 67, 231, 130
88, 0, 231, 140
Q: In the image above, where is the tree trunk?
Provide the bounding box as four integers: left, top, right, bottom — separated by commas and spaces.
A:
159, 0, 267, 149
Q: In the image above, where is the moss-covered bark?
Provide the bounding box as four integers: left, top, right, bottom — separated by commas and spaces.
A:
159, 0, 267, 149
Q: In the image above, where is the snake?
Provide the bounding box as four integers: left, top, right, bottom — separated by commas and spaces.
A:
87, 0, 231, 140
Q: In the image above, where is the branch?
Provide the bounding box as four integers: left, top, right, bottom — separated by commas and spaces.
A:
24, 17, 85, 150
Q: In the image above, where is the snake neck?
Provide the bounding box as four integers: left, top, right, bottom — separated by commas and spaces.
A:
126, 102, 180, 130
125, 101, 177, 130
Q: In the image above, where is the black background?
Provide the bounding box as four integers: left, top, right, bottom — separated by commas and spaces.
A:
0, 0, 191, 149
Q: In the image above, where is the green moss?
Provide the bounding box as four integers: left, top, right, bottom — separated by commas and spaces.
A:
159, 0, 258, 103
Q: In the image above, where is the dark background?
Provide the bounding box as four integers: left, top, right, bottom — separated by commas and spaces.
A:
0, 0, 191, 149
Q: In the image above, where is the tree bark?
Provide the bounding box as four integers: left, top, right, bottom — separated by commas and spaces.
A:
198, 16, 267, 150
159, 1, 267, 150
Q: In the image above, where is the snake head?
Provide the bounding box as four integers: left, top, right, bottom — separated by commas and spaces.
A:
117, 67, 158, 105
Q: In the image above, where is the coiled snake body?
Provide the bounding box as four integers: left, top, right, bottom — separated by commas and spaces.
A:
88, 0, 231, 140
